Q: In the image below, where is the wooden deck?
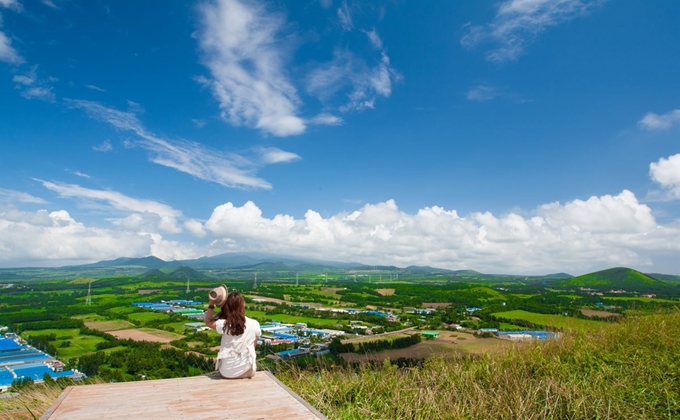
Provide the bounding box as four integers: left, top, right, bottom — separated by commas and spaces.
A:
41, 372, 327, 420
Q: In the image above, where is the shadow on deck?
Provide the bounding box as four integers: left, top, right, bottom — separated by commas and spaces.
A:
41, 372, 327, 419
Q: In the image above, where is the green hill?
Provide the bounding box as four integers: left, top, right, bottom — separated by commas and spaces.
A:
560, 267, 671, 293
167, 266, 212, 280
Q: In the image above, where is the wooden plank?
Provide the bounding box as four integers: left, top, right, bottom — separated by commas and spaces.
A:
41, 372, 326, 420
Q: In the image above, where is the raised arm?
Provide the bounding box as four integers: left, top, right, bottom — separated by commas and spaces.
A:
205, 305, 217, 330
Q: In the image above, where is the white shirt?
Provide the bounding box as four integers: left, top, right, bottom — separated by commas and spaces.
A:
214, 316, 261, 378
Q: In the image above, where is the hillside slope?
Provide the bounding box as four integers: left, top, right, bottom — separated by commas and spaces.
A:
280, 310, 680, 419
558, 267, 672, 293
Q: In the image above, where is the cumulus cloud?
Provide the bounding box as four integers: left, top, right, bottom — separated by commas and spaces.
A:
461, 0, 604, 63
38, 180, 184, 234
0, 188, 47, 204
195, 0, 305, 137
0, 206, 206, 267
0, 208, 154, 267
1, 187, 678, 272
198, 190, 679, 274
66, 99, 276, 189
649, 153, 680, 200
638, 109, 680, 131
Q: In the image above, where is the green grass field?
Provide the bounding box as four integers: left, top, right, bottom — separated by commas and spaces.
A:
107, 306, 140, 314
22, 328, 107, 359
604, 296, 679, 304
264, 314, 346, 327
127, 311, 171, 322
492, 310, 604, 331
498, 322, 527, 330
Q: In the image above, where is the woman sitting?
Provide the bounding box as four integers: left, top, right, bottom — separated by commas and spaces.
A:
205, 291, 261, 379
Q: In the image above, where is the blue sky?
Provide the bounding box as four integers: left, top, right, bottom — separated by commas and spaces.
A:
0, 0, 678, 275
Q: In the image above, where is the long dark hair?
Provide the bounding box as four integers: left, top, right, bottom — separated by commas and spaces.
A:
218, 292, 246, 336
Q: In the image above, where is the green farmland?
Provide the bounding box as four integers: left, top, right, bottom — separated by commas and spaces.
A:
492, 310, 604, 332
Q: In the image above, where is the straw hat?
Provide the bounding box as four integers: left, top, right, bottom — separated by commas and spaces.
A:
208, 284, 228, 308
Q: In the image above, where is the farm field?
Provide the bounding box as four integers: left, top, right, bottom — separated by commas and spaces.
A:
22, 328, 108, 358
84, 319, 135, 332
492, 310, 604, 331
265, 314, 346, 327
580, 309, 622, 319
127, 312, 171, 322
107, 328, 184, 343
340, 331, 511, 362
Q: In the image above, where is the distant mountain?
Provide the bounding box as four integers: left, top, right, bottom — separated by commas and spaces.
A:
167, 266, 213, 280
451, 270, 484, 276
542, 272, 573, 279
175, 252, 358, 269
71, 256, 169, 269
558, 267, 671, 292
647, 273, 680, 283
231, 262, 293, 271
140, 269, 168, 279
141, 266, 212, 280
405, 265, 456, 274
351, 265, 400, 271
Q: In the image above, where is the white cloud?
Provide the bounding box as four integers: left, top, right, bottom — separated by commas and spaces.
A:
0, 0, 21, 12
12, 65, 56, 100
649, 153, 680, 200
1, 188, 678, 272
38, 180, 184, 234
0, 188, 47, 204
256, 147, 301, 164
73, 171, 90, 179
184, 219, 207, 238
86, 84, 106, 92
337, 0, 353, 31
319, 0, 332, 9
0, 208, 156, 267
466, 85, 499, 102
638, 109, 680, 131
191, 118, 207, 128
66, 99, 275, 189
41, 0, 59, 9
461, 0, 604, 63
364, 29, 383, 49
0, 30, 22, 64
196, 0, 305, 137
13, 68, 36, 85
198, 190, 679, 274
0, 206, 204, 267
20, 86, 55, 101
93, 140, 113, 152
306, 46, 400, 113
308, 113, 343, 126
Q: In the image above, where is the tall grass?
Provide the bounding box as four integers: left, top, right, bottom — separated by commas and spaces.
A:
0, 378, 105, 419
277, 310, 680, 419
0, 384, 64, 419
